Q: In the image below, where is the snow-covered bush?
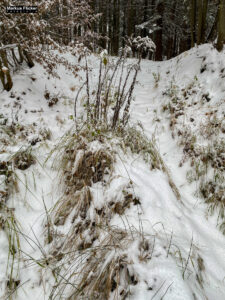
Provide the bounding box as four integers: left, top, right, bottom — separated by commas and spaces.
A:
125, 36, 156, 58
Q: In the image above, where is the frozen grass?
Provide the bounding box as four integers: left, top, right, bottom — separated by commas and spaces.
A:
0, 161, 21, 299
161, 73, 225, 232
42, 115, 193, 299
0, 44, 225, 300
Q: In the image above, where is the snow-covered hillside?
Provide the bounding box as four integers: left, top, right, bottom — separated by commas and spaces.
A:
0, 44, 224, 300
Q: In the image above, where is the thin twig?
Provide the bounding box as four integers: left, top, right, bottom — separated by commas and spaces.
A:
167, 230, 173, 257
183, 234, 193, 279
161, 281, 174, 299
151, 279, 167, 300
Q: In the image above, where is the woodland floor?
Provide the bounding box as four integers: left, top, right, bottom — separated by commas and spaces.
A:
0, 44, 225, 300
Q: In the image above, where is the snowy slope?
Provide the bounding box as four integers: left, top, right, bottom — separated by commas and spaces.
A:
130, 44, 225, 299
0, 44, 224, 300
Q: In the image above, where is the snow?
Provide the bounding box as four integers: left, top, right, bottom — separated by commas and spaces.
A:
100, 49, 108, 58
0, 44, 18, 51
1, 66, 8, 73
0, 44, 225, 299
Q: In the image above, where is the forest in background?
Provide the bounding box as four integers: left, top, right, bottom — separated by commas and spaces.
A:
0, 0, 225, 92
91, 0, 225, 59
0, 0, 225, 91
1, 0, 225, 60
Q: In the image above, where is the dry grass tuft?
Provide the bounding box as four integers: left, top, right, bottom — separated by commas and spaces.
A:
63, 148, 113, 192
0, 160, 21, 298
0, 160, 18, 203
162, 77, 225, 231
45, 126, 148, 299
13, 148, 35, 170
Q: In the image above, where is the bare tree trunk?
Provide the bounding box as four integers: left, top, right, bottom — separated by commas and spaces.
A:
0, 59, 6, 90
201, 0, 208, 43
155, 1, 164, 61
122, 0, 127, 48
197, 0, 203, 44
112, 0, 120, 55
18, 45, 24, 63
217, 0, 225, 51
108, 0, 112, 54
99, 0, 107, 49
167, 0, 177, 58
23, 50, 34, 68
0, 50, 13, 91
207, 5, 218, 42
190, 0, 197, 47
127, 0, 134, 37
197, 0, 208, 44
143, 0, 149, 37
112, 0, 117, 55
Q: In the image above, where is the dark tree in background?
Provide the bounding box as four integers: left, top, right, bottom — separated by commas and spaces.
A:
217, 0, 225, 51
0, 0, 224, 63
190, 0, 197, 47
197, 0, 209, 45
154, 0, 164, 61
93, 0, 224, 59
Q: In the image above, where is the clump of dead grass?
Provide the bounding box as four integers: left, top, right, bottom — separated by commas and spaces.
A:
44, 125, 145, 299
162, 77, 225, 233
12, 148, 36, 170
0, 161, 21, 299
66, 228, 134, 300
0, 160, 18, 203
48, 223, 155, 300
43, 121, 183, 299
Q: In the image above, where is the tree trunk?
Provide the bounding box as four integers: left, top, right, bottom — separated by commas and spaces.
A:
197, 0, 203, 44
217, 0, 225, 51
167, 0, 177, 58
100, 0, 107, 49
112, 0, 120, 55
190, 0, 197, 47
155, 1, 164, 61
122, 0, 127, 48
0, 50, 13, 91
201, 0, 208, 43
0, 59, 6, 90
112, 0, 117, 55
23, 50, 35, 68
108, 0, 112, 54
18, 45, 24, 63
127, 0, 134, 36
197, 0, 208, 45
207, 5, 218, 42
143, 0, 149, 37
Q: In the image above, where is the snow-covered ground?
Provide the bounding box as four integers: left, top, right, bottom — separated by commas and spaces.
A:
0, 44, 224, 299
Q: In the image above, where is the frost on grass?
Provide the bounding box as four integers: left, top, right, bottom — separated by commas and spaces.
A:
0, 44, 224, 300
0, 113, 50, 298
41, 123, 200, 300
46, 129, 142, 298
0, 161, 21, 299
161, 59, 225, 233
